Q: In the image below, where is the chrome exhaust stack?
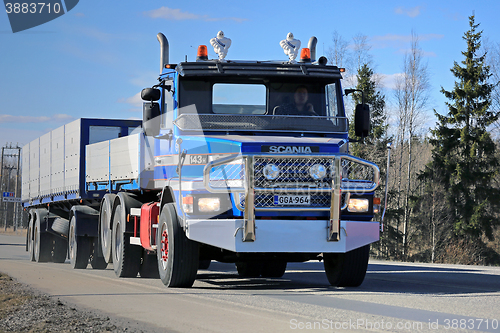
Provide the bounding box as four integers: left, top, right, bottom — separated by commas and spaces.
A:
307, 36, 317, 62
157, 33, 169, 72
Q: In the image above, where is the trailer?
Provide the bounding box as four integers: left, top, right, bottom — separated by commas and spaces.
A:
24, 32, 387, 288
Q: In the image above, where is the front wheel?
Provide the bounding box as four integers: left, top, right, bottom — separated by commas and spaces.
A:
157, 203, 199, 287
323, 245, 370, 287
261, 261, 287, 278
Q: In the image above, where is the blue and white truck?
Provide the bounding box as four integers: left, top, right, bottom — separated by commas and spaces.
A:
23, 32, 385, 288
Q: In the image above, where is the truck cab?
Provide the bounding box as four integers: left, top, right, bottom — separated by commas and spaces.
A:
140, 33, 380, 286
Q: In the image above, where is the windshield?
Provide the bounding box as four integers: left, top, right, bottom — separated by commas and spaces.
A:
176, 79, 346, 134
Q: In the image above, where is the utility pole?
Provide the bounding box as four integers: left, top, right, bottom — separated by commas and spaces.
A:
1, 143, 22, 231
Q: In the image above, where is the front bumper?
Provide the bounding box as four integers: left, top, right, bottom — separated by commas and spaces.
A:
186, 219, 379, 253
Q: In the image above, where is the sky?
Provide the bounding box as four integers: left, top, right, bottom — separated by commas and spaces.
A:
1, 0, 500, 148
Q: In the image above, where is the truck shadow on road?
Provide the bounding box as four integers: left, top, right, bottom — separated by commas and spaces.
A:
196, 262, 500, 295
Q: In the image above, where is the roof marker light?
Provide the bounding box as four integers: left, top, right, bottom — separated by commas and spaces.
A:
300, 48, 311, 62
339, 68, 346, 72
197, 45, 208, 61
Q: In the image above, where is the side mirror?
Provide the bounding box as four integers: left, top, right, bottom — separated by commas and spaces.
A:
354, 104, 370, 138
143, 102, 160, 137
141, 88, 161, 101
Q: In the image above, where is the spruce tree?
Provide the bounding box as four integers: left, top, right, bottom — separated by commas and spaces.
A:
349, 63, 388, 158
426, 15, 500, 240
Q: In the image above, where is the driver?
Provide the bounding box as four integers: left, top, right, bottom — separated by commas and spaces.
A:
274, 86, 318, 116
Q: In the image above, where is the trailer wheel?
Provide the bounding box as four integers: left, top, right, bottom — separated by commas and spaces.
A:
323, 245, 370, 287
261, 261, 287, 278
52, 237, 68, 263
34, 210, 51, 263
139, 253, 160, 278
27, 211, 35, 261
235, 262, 263, 278
112, 204, 141, 277
157, 203, 199, 287
69, 216, 90, 269
100, 194, 116, 264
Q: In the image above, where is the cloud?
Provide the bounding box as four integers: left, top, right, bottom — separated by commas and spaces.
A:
144, 7, 247, 23
0, 114, 74, 123
371, 33, 444, 50
129, 71, 159, 88
395, 6, 423, 18
118, 92, 143, 111
396, 48, 437, 57
380, 73, 405, 90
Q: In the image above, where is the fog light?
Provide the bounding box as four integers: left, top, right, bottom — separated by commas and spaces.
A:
263, 164, 280, 180
347, 198, 369, 213
310, 164, 326, 180
198, 197, 221, 213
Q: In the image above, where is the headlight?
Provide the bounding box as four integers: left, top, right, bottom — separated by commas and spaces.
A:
309, 164, 327, 180
263, 164, 280, 180
198, 197, 221, 212
347, 198, 369, 213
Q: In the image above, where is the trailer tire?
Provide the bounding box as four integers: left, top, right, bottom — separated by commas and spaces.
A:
157, 203, 199, 287
69, 216, 90, 269
52, 237, 68, 263
100, 194, 116, 264
139, 253, 160, 278
51, 218, 70, 237
323, 245, 370, 287
27, 211, 35, 261
34, 210, 51, 263
112, 204, 141, 277
235, 262, 262, 278
261, 261, 287, 278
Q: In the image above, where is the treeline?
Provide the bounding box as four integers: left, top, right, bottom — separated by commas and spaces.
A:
335, 15, 500, 265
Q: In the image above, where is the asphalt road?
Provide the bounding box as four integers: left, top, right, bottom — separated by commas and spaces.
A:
0, 233, 499, 333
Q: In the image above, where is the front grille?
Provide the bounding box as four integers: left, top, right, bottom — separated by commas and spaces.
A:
254, 157, 333, 188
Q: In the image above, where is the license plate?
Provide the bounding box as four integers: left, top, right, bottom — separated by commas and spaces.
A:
274, 195, 310, 205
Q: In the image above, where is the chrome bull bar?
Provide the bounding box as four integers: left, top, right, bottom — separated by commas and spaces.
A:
203, 154, 380, 242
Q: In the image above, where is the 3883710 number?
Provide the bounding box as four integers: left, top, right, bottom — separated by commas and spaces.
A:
5, 3, 62, 14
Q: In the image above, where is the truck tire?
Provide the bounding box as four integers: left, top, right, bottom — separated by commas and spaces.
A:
323, 245, 370, 287
157, 203, 199, 287
90, 239, 108, 269
27, 211, 35, 261
236, 262, 262, 277
100, 194, 116, 264
139, 253, 160, 278
261, 261, 287, 278
69, 216, 90, 269
112, 204, 142, 277
198, 260, 211, 270
51, 217, 70, 237
34, 209, 51, 263
52, 237, 68, 263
